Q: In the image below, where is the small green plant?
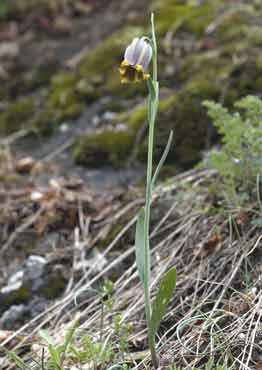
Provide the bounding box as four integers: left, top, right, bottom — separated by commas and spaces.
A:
113, 314, 133, 361
70, 334, 114, 368
120, 14, 176, 368
101, 278, 115, 311
39, 319, 79, 369
203, 96, 262, 199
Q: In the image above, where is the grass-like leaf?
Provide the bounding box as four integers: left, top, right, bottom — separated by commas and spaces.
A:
135, 207, 146, 284
48, 344, 61, 367
150, 266, 176, 336
63, 319, 79, 353
151, 130, 173, 190
6, 351, 30, 370
39, 329, 56, 346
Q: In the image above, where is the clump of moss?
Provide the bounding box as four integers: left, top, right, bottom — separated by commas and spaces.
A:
0, 98, 34, 135
0, 286, 31, 313
154, 0, 216, 37
48, 72, 85, 122
31, 109, 55, 136
0, 97, 57, 137
40, 267, 67, 299
73, 129, 136, 167
47, 72, 99, 122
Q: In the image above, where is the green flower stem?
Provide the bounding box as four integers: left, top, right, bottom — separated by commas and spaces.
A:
143, 13, 159, 369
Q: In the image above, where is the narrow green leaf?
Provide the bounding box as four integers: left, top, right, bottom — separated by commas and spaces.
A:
147, 79, 159, 123
39, 329, 56, 346
147, 78, 156, 100
150, 266, 176, 336
6, 351, 29, 370
63, 319, 79, 353
151, 130, 173, 190
135, 207, 146, 284
48, 344, 61, 367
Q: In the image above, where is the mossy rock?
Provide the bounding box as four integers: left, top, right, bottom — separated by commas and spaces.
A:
31, 109, 55, 136
47, 72, 99, 122
72, 81, 219, 169
153, 0, 216, 37
0, 98, 35, 135
73, 129, 136, 167
0, 286, 31, 313
40, 268, 67, 299
0, 97, 56, 137
48, 72, 84, 122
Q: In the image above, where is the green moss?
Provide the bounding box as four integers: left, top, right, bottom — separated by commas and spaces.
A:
73, 129, 136, 167
215, 9, 250, 43
0, 98, 34, 135
80, 26, 143, 77
117, 95, 177, 132
40, 272, 66, 299
179, 52, 232, 83
47, 72, 99, 122
31, 109, 55, 136
0, 1, 11, 20
120, 104, 147, 130
48, 72, 85, 122
116, 75, 221, 166
0, 286, 31, 312
154, 1, 216, 37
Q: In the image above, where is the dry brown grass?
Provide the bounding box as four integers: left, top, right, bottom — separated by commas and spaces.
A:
1, 169, 261, 370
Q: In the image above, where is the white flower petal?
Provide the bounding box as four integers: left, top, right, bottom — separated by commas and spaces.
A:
124, 37, 139, 65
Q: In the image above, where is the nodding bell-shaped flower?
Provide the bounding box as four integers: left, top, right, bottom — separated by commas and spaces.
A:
119, 37, 152, 83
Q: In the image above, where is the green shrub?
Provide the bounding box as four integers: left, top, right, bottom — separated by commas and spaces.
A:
204, 96, 262, 196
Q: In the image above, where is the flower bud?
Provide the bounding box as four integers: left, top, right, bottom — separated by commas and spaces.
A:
119, 37, 152, 83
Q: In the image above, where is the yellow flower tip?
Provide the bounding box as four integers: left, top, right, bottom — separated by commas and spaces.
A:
143, 73, 150, 81
119, 68, 126, 76
121, 60, 130, 67
135, 64, 143, 72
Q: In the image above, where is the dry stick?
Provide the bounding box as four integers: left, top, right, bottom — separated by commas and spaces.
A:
240, 290, 261, 366
0, 129, 29, 146
246, 293, 262, 368
3, 169, 259, 368
42, 137, 75, 163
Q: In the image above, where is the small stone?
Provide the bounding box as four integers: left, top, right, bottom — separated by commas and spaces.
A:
60, 123, 69, 132
15, 157, 35, 174
25, 255, 47, 291
0, 42, 19, 60
30, 191, 44, 201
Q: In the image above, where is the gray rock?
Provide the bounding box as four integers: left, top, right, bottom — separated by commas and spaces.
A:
25, 255, 47, 291
0, 304, 28, 330
0, 255, 67, 318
